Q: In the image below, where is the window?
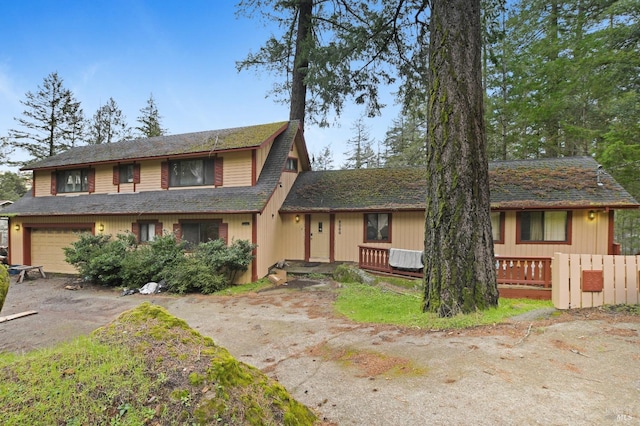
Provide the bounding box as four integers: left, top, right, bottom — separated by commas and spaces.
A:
169, 158, 215, 186
365, 213, 391, 243
139, 223, 156, 242
518, 211, 571, 243
181, 221, 220, 248
119, 164, 135, 183
285, 157, 298, 172
57, 169, 89, 193
491, 212, 505, 244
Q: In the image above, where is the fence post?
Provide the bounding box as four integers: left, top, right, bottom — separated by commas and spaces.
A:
552, 253, 570, 309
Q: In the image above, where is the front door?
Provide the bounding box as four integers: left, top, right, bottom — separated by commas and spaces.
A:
309, 213, 330, 262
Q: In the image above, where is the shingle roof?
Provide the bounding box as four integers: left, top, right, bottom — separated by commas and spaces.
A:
21, 121, 289, 170
4, 121, 299, 216
280, 156, 639, 212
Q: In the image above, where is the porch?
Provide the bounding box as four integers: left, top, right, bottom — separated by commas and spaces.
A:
358, 246, 552, 300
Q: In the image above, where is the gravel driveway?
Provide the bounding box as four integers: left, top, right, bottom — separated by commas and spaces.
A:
1, 276, 639, 425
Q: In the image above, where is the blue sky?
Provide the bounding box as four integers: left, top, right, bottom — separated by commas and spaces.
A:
0, 1, 400, 171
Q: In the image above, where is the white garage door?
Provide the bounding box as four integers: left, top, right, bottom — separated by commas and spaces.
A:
31, 228, 90, 274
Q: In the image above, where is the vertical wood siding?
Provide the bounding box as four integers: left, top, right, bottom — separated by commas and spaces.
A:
553, 253, 640, 309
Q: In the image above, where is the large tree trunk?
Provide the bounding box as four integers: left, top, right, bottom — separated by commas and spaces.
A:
423, 0, 498, 317
289, 0, 313, 130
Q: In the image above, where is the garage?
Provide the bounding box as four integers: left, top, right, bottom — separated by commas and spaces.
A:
30, 227, 91, 274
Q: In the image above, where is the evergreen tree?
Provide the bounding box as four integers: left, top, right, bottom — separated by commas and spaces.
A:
311, 144, 334, 170
0, 171, 28, 201
423, 0, 498, 316
87, 98, 131, 144
382, 104, 427, 168
136, 93, 167, 138
8, 72, 84, 164
342, 116, 376, 169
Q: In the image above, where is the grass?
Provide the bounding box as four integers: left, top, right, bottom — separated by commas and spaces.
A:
215, 278, 273, 295
0, 336, 160, 425
334, 281, 554, 330
0, 303, 316, 426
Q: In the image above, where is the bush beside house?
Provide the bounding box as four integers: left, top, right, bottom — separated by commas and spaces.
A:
64, 233, 256, 293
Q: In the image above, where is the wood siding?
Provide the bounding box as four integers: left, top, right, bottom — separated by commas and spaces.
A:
30, 151, 257, 196
222, 151, 252, 187
494, 210, 609, 257
255, 140, 272, 179
254, 170, 299, 278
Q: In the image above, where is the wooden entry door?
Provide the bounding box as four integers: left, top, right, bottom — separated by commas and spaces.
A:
309, 214, 330, 262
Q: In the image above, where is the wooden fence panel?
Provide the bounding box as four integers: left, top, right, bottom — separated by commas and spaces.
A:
569, 254, 583, 309
553, 253, 640, 309
592, 255, 604, 307
627, 257, 639, 305
602, 256, 614, 305
552, 253, 569, 309
614, 255, 626, 305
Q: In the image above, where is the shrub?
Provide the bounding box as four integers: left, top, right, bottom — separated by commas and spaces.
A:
121, 234, 186, 288
191, 239, 256, 285
163, 256, 227, 294
64, 232, 255, 293
64, 233, 137, 286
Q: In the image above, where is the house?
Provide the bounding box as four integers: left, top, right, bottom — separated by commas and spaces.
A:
3, 121, 310, 283
0, 200, 13, 247
3, 121, 638, 288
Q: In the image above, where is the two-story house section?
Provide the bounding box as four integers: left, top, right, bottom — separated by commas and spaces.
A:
4, 121, 310, 283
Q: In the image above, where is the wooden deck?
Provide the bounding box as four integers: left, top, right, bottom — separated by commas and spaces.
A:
358, 246, 553, 299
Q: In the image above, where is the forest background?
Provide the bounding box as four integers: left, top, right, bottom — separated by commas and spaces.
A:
0, 0, 638, 251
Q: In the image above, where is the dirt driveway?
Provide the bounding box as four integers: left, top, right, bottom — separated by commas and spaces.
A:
1, 276, 639, 425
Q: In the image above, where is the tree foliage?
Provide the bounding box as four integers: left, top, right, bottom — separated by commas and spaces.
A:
342, 116, 378, 169
136, 93, 167, 138
0, 172, 28, 201
7, 72, 84, 165
87, 97, 131, 144
236, 0, 430, 127
311, 144, 334, 170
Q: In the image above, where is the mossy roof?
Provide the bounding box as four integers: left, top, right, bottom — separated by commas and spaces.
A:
280, 156, 639, 212
5, 122, 299, 216
21, 121, 289, 170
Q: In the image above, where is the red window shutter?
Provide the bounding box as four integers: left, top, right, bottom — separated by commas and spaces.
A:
50, 172, 57, 195
88, 169, 96, 193
219, 223, 228, 245
133, 164, 141, 184
161, 162, 169, 189
155, 222, 163, 236
113, 166, 119, 185
173, 223, 181, 240
131, 223, 140, 240
214, 157, 223, 186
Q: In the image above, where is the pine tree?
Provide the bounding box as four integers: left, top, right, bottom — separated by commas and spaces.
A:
8, 72, 84, 164
423, 0, 498, 316
136, 93, 167, 138
87, 98, 131, 144
312, 145, 334, 170
342, 116, 376, 169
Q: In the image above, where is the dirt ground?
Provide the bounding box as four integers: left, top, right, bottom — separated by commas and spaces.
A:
1, 275, 639, 426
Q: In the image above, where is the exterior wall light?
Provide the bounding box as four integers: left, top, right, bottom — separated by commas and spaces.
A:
295, 215, 300, 223
14, 223, 20, 231
588, 210, 596, 221
98, 223, 105, 232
